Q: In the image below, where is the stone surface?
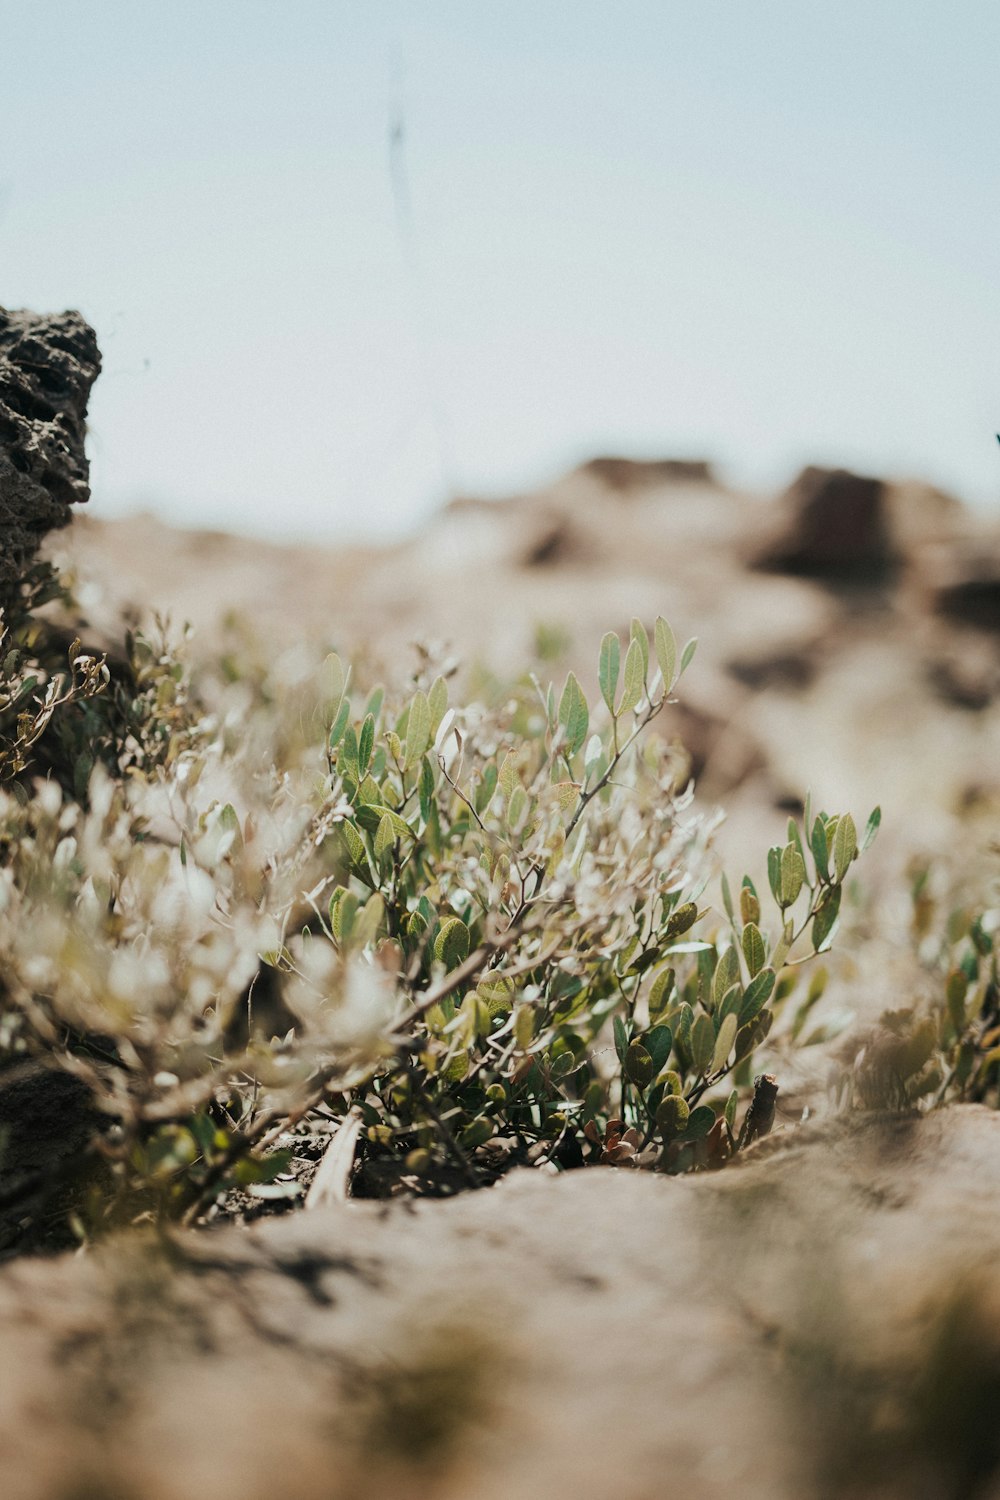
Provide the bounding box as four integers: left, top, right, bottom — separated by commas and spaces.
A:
752, 464, 893, 580
0, 305, 101, 609
1, 1108, 1000, 1499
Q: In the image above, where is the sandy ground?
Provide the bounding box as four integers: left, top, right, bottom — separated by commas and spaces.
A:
2, 1107, 1000, 1500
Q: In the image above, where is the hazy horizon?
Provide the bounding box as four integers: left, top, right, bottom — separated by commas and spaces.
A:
2, 2, 998, 541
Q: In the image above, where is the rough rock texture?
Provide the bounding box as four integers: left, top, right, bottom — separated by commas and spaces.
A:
0, 305, 101, 609
752, 464, 894, 581
2, 1108, 1000, 1500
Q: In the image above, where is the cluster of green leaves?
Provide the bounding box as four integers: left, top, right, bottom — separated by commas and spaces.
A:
0, 579, 882, 1241
844, 863, 999, 1112
310, 620, 878, 1180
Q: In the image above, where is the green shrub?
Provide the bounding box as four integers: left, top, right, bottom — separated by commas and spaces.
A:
842, 860, 999, 1112
0, 584, 878, 1236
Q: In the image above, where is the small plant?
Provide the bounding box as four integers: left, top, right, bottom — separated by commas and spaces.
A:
0, 584, 878, 1241
842, 859, 999, 1113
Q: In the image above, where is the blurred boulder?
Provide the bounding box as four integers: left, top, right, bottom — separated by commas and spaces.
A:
927, 546, 1000, 632
577, 456, 716, 491
752, 465, 894, 582
0, 305, 101, 609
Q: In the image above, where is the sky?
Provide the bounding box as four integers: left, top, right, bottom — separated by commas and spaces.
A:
1, 2, 998, 542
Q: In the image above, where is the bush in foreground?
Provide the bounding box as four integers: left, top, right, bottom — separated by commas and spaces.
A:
0, 575, 877, 1241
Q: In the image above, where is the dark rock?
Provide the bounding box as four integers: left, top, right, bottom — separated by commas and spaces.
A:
577, 456, 716, 490
925, 648, 998, 711
0, 305, 101, 610
0, 1063, 103, 1258
932, 564, 1000, 633
752, 465, 894, 582
518, 513, 595, 569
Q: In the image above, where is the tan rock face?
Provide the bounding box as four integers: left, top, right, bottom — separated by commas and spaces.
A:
1, 1108, 999, 1500
0, 305, 101, 609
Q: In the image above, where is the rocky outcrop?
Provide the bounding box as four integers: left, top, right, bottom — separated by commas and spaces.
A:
927, 546, 1000, 632
577, 456, 715, 490
752, 465, 894, 581
0, 305, 101, 610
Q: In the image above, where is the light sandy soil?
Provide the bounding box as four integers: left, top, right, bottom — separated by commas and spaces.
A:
2, 1107, 1000, 1500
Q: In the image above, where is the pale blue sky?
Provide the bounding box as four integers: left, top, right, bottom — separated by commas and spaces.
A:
2, 2, 997, 539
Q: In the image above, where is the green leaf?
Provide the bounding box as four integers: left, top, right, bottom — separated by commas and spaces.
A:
724, 1089, 739, 1131
739, 967, 775, 1025
358, 714, 375, 775
477, 975, 516, 1017
341, 722, 360, 778
780, 843, 806, 908
671, 1001, 694, 1051
718, 983, 743, 1024
810, 816, 830, 882
498, 749, 518, 799
644, 1024, 673, 1076
558, 672, 589, 756
712, 947, 740, 1011
507, 785, 527, 829
618, 637, 645, 715
684, 1104, 716, 1140
771, 919, 795, 972
355, 804, 414, 843
712, 1012, 738, 1073
354, 892, 385, 948
833, 813, 858, 883
613, 1014, 629, 1067
321, 652, 347, 709
767, 846, 783, 904
328, 696, 351, 753
721, 871, 734, 922
428, 675, 449, 734
690, 1012, 715, 1075
629, 617, 650, 679
598, 632, 621, 714
625, 1041, 654, 1088
739, 880, 761, 926
680, 637, 698, 674
218, 803, 243, 852
339, 819, 369, 873
419, 755, 436, 824
812, 885, 842, 952
331, 890, 359, 942
861, 805, 881, 852
404, 690, 431, 770
665, 902, 698, 940
656, 1094, 689, 1136
356, 773, 381, 805
654, 616, 677, 693
434, 916, 471, 970
374, 812, 397, 867
648, 965, 676, 1021
741, 923, 766, 977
